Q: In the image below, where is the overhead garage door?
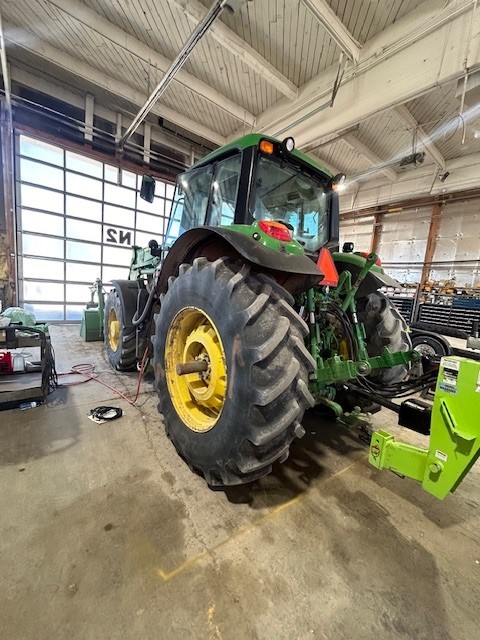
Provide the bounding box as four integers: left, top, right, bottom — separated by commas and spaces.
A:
15, 134, 174, 321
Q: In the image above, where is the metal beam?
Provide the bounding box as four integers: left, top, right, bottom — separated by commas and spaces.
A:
301, 0, 361, 62
9, 64, 196, 159
394, 104, 446, 170
339, 153, 480, 215
169, 0, 298, 100
143, 122, 152, 165
342, 133, 397, 181
46, 0, 255, 126
4, 26, 226, 146
340, 186, 480, 219
118, 0, 233, 147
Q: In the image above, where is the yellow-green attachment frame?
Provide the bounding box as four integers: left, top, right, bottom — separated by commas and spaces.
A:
369, 357, 480, 499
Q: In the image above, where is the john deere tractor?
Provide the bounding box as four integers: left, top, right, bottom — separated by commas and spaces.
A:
104, 134, 480, 498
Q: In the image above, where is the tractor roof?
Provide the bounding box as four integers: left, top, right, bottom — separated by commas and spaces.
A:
192, 133, 333, 178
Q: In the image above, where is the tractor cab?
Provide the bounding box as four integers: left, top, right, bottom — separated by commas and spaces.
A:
164, 134, 344, 256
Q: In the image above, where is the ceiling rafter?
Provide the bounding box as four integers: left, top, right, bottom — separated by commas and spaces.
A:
242, 0, 478, 147
393, 104, 446, 169
342, 133, 397, 181
4, 24, 227, 146
309, 153, 340, 176
45, 0, 255, 127
169, 0, 298, 100
301, 0, 361, 62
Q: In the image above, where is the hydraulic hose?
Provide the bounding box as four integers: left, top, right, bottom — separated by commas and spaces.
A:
132, 284, 156, 326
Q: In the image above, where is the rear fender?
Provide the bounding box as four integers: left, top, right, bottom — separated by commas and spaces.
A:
157, 227, 324, 295
332, 252, 401, 297
108, 279, 148, 327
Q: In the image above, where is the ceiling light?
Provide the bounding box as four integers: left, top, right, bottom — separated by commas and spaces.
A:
399, 152, 425, 167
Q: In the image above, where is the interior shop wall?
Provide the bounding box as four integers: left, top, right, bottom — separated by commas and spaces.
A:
430, 200, 480, 287
340, 198, 480, 287
377, 208, 430, 283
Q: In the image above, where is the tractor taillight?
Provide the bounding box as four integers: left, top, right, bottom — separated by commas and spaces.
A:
258, 220, 292, 242
317, 248, 339, 287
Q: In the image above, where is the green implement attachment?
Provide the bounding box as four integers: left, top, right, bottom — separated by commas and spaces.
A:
128, 245, 161, 280
80, 278, 105, 342
369, 356, 480, 499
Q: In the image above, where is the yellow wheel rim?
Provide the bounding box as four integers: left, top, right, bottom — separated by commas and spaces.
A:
108, 308, 121, 351
165, 307, 227, 433
339, 339, 350, 359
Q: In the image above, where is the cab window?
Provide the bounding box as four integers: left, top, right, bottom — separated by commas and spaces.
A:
250, 155, 330, 253
164, 165, 213, 246
208, 154, 242, 226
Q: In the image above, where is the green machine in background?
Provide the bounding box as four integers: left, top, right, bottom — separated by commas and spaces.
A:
369, 356, 480, 499
80, 279, 105, 342
80, 245, 161, 343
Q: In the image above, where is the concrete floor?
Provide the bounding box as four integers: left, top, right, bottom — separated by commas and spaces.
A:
1, 325, 479, 640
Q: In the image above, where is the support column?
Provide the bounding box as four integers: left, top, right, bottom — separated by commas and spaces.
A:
369, 208, 384, 255
115, 112, 122, 144
0, 101, 16, 308
143, 122, 152, 165
420, 202, 442, 290
85, 92, 94, 142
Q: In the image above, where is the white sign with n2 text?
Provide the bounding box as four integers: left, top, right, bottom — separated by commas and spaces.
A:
103, 226, 133, 247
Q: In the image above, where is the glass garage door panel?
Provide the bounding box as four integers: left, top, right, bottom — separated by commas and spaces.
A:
16, 134, 174, 322
20, 184, 64, 213
22, 210, 64, 236
20, 158, 64, 190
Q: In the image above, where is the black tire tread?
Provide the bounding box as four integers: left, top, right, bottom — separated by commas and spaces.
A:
154, 257, 314, 486
357, 291, 412, 384
104, 288, 141, 371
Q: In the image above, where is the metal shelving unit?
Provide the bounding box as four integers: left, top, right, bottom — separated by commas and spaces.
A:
382, 285, 418, 324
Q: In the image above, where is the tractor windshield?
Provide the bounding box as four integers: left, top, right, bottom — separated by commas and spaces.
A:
251, 155, 330, 252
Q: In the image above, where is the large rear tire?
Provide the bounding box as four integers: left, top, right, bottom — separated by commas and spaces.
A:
104, 285, 147, 371
153, 257, 315, 486
356, 291, 411, 384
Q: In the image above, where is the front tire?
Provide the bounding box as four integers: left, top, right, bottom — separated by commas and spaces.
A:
153, 257, 315, 486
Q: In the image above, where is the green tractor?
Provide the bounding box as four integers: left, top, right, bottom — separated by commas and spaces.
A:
104, 134, 480, 497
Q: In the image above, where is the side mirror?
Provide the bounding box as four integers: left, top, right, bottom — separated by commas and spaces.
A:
140, 175, 156, 203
